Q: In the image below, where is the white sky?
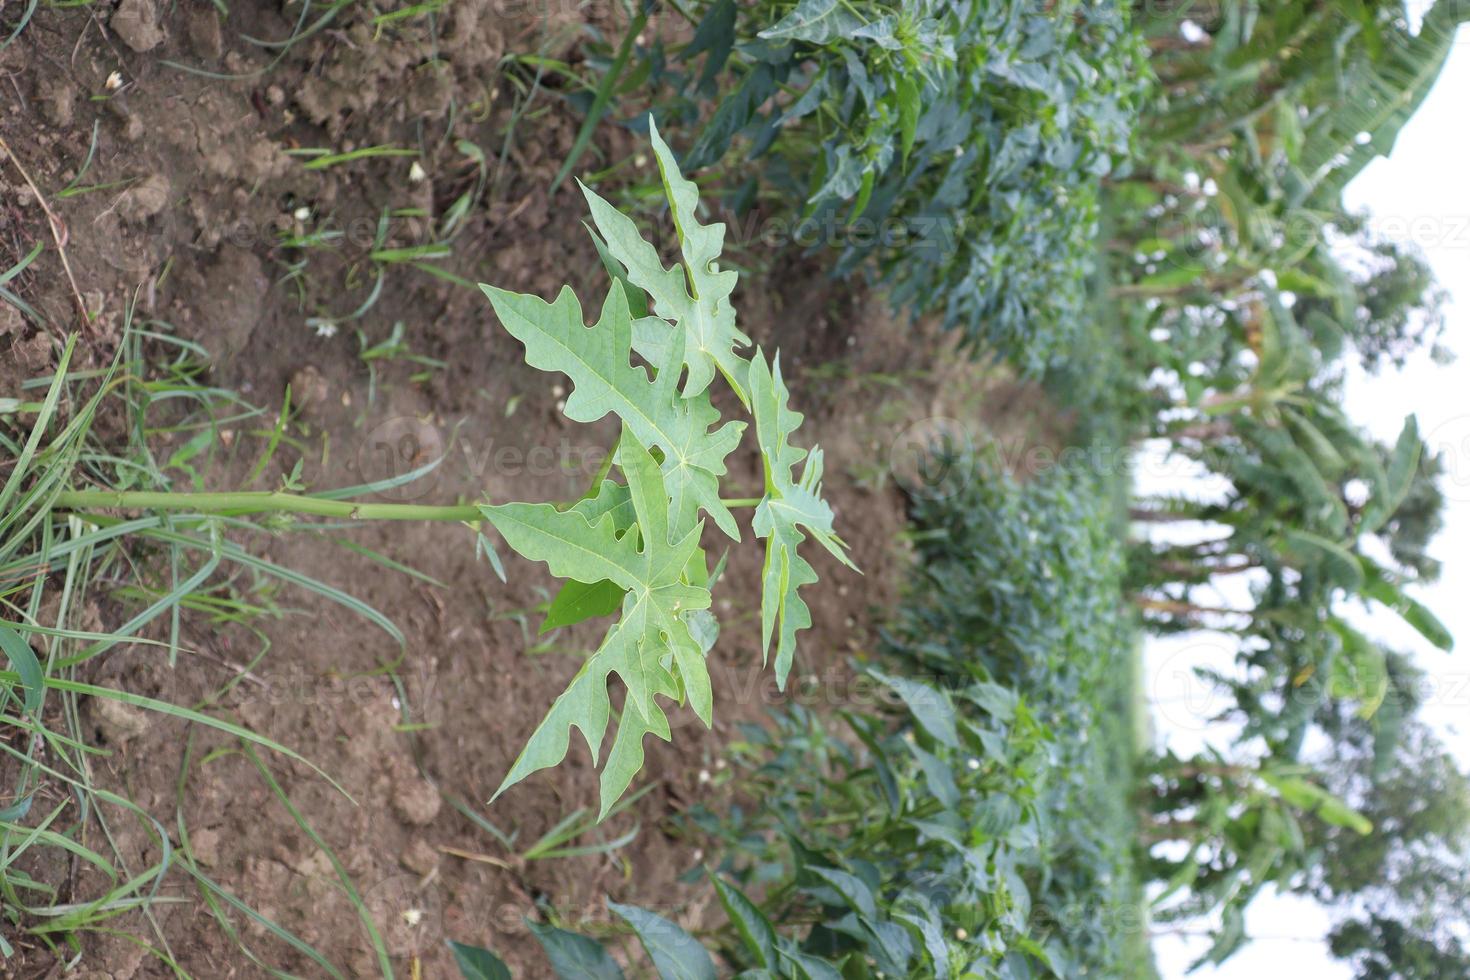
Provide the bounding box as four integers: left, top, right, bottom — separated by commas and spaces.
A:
1146, 23, 1470, 979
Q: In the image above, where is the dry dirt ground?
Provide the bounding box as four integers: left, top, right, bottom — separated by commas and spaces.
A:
0, 3, 1066, 976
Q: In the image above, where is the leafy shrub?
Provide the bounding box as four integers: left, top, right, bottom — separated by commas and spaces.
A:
453, 453, 1150, 977
888, 451, 1145, 976
645, 0, 1150, 369
455, 678, 1059, 978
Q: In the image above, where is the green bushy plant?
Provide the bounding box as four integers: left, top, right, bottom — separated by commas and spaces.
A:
640, 0, 1150, 369
453, 679, 1057, 978
451, 452, 1151, 978
889, 451, 1145, 976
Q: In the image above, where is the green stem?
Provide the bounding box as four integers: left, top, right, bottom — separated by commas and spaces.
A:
722, 497, 762, 508
52, 490, 483, 523
52, 488, 769, 520
572, 429, 620, 506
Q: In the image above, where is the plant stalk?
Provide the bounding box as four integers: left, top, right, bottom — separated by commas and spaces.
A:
52, 490, 484, 522
52, 489, 770, 521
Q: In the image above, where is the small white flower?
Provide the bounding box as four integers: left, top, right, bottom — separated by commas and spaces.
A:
955, 927, 969, 940
402, 908, 424, 927
105, 70, 124, 91
698, 769, 711, 784
314, 321, 338, 338
408, 161, 428, 183
966, 758, 981, 771
293, 205, 312, 222
1179, 19, 1207, 44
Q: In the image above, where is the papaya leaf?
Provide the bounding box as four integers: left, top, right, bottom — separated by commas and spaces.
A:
480, 280, 744, 540
748, 350, 855, 686
579, 118, 753, 405
482, 431, 714, 817
540, 481, 638, 634
472, 125, 845, 820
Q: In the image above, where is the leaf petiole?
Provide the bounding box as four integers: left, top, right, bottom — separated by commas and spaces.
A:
52, 489, 483, 523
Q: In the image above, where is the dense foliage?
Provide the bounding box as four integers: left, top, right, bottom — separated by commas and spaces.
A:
1101, 0, 1470, 970
456, 455, 1151, 978
448, 2, 1470, 977
886, 455, 1145, 976
628, 0, 1150, 369
6, 0, 1467, 976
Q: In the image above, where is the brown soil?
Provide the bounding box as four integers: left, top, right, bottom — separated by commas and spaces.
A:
0, 4, 1061, 976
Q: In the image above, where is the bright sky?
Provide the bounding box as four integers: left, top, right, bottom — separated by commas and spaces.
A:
1147, 22, 1470, 980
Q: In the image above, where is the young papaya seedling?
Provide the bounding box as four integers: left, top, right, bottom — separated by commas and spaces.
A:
478, 118, 855, 816
46, 119, 853, 819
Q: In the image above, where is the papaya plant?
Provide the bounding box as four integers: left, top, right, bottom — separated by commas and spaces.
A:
47, 120, 853, 818
479, 120, 854, 815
